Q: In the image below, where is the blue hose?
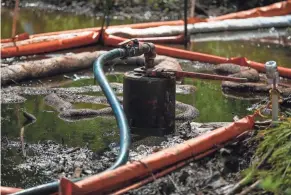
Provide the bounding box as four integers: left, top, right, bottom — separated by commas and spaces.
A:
93, 48, 131, 169
11, 49, 130, 195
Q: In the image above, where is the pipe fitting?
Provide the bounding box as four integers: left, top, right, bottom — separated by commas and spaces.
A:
118, 39, 156, 69
143, 43, 156, 69
265, 61, 279, 87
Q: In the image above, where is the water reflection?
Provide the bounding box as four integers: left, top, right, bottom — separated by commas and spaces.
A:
1, 7, 132, 39
190, 28, 291, 68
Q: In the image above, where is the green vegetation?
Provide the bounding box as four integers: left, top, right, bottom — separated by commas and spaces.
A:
243, 120, 291, 194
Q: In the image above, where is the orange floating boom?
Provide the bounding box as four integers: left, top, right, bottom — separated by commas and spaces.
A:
104, 34, 291, 78
56, 115, 255, 195
208, 0, 291, 21
112, 131, 250, 195
112, 148, 217, 195
2, 1, 291, 58
11, 0, 291, 39
1, 31, 100, 58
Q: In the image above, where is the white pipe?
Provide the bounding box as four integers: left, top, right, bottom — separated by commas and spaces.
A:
106, 15, 291, 37
271, 89, 279, 122
265, 61, 280, 122
190, 28, 288, 42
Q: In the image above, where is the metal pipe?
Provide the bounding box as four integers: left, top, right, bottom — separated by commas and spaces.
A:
265, 61, 279, 122
11, 0, 19, 39
271, 89, 279, 122
190, 0, 196, 18
144, 70, 248, 82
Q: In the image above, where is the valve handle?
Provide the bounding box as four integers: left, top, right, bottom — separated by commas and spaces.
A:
118, 38, 139, 48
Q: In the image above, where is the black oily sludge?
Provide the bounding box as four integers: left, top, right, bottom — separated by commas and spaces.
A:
0, 84, 195, 104
1, 119, 235, 189
1, 84, 199, 122
44, 93, 199, 122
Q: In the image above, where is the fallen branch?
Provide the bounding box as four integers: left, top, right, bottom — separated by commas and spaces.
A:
1, 51, 106, 85
238, 180, 261, 195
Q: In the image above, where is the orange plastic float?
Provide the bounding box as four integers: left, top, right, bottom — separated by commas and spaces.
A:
113, 131, 250, 195
57, 115, 255, 195
21, 1, 291, 37
2, 1, 291, 58
208, 0, 291, 21
104, 34, 291, 78
0, 33, 30, 43
1, 31, 100, 58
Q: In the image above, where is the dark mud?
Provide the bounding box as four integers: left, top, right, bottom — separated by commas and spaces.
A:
2, 0, 282, 22
2, 119, 251, 192
126, 131, 257, 195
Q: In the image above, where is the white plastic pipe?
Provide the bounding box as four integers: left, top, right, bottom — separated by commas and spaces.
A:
106, 15, 291, 37
271, 89, 279, 122
265, 61, 280, 122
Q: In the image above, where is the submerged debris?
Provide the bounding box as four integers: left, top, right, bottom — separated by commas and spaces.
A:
43, 93, 199, 122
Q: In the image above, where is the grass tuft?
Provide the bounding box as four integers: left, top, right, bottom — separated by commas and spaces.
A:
244, 120, 291, 194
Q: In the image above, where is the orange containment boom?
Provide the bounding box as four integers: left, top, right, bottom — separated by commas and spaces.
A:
17, 0, 291, 38
1, 1, 291, 58
208, 0, 291, 21
104, 34, 291, 78
1, 31, 100, 58
56, 115, 255, 195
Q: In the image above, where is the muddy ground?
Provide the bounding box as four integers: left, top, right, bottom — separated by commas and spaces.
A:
1, 119, 257, 195
127, 132, 257, 195
2, 0, 282, 21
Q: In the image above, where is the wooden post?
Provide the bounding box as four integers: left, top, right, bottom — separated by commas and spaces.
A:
190, 0, 196, 17
184, 0, 188, 49
11, 0, 19, 39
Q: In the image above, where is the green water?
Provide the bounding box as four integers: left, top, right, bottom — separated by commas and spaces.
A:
1, 72, 253, 148
1, 7, 132, 39
191, 39, 291, 68
1, 97, 118, 150
1, 7, 290, 188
